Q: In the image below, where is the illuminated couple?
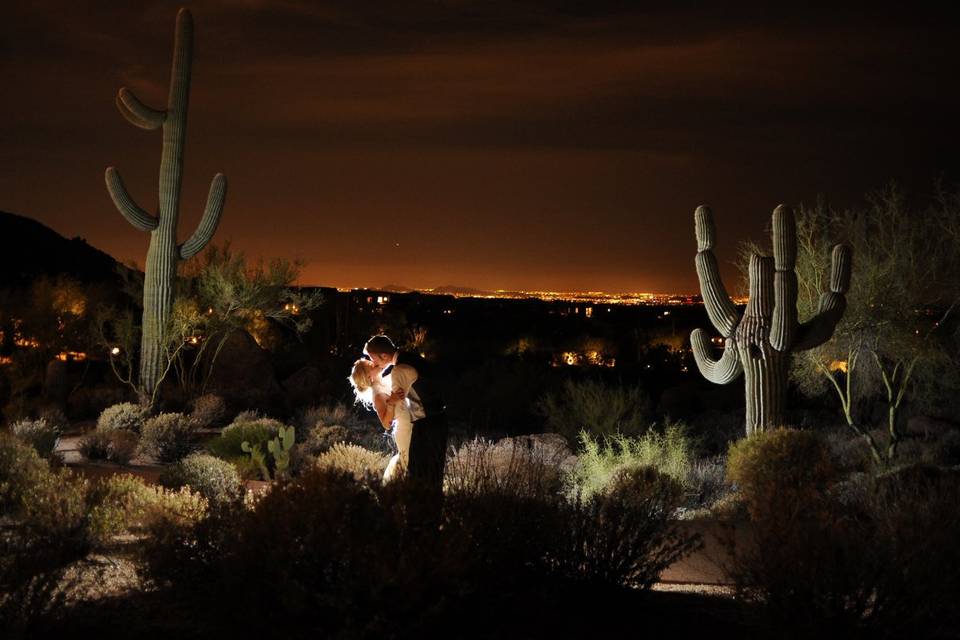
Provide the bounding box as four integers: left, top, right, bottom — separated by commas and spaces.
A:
349, 335, 448, 486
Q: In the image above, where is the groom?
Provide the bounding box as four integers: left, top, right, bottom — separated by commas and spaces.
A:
363, 334, 448, 488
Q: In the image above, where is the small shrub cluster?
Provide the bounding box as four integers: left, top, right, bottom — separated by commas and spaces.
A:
189, 394, 228, 428
139, 413, 197, 463
566, 422, 693, 501
10, 417, 62, 459
1, 431, 208, 630
159, 453, 244, 507
297, 402, 391, 452
79, 429, 140, 465
96, 402, 147, 433
314, 443, 390, 483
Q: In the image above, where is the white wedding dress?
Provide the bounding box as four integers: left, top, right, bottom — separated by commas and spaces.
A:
381, 372, 413, 483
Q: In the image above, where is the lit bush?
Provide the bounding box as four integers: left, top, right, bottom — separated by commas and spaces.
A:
97, 402, 147, 433
205, 417, 285, 460
444, 437, 566, 499
566, 422, 693, 502
301, 424, 351, 456
0, 432, 53, 515
160, 453, 244, 507
139, 412, 197, 463
314, 443, 390, 483
10, 417, 62, 459
536, 378, 651, 443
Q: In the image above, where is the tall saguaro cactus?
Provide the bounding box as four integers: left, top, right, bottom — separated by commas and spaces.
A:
691, 205, 852, 435
105, 8, 227, 400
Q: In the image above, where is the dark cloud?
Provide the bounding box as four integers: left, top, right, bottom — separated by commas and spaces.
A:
1, 2, 958, 292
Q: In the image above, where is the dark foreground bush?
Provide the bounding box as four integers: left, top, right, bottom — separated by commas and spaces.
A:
137, 457, 699, 639
725, 428, 960, 638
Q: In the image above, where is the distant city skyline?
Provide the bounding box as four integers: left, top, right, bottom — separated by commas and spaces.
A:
3, 3, 957, 293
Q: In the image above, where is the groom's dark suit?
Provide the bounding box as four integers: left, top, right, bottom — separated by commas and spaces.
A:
387, 351, 448, 488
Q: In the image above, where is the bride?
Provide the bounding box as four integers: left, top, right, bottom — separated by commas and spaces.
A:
349, 358, 411, 482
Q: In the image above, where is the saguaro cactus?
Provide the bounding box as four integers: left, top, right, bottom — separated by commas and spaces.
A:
691, 205, 852, 435
105, 8, 226, 400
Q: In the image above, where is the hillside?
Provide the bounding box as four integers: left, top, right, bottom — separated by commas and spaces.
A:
0, 211, 134, 287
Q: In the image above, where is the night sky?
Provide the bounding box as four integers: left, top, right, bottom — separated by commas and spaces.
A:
3, 3, 958, 293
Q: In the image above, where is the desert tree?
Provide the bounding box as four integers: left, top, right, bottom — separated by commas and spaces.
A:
789, 184, 960, 464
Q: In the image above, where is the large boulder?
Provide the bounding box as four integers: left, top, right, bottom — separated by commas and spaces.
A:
202, 330, 282, 408
282, 365, 323, 409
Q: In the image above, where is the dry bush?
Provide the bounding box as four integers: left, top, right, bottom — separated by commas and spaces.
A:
96, 402, 147, 433
314, 443, 390, 483
189, 394, 229, 428
138, 413, 197, 463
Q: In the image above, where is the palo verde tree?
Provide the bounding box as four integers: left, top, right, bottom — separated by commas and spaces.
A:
104, 8, 227, 403
790, 185, 960, 464
690, 205, 852, 435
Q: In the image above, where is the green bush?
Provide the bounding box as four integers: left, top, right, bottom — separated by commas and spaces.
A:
559, 466, 700, 589
566, 423, 693, 501
0, 432, 52, 515
536, 378, 651, 443
160, 453, 244, 507
205, 417, 285, 461
97, 402, 147, 433
139, 413, 197, 463
725, 428, 837, 520
10, 417, 62, 459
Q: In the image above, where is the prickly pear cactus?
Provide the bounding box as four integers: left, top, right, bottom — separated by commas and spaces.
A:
691, 205, 852, 435
267, 426, 295, 476
105, 8, 227, 401
241, 440, 270, 481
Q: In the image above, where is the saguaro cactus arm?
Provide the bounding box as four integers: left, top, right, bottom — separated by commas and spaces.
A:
793, 244, 853, 351
116, 87, 166, 130
694, 206, 741, 338
770, 205, 798, 351
691, 329, 742, 384
105, 167, 159, 231
179, 173, 227, 260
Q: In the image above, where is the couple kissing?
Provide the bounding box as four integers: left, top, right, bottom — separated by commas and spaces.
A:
349, 335, 448, 487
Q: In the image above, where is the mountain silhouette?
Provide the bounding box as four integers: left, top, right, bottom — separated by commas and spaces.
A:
0, 211, 135, 288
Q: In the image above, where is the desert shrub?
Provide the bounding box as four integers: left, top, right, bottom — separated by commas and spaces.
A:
314, 443, 390, 483
205, 417, 285, 460
139, 413, 197, 463
684, 455, 729, 512
160, 453, 244, 507
558, 466, 700, 589
78, 429, 139, 465
0, 432, 50, 515
189, 393, 228, 428
726, 428, 837, 519
536, 378, 651, 442
230, 409, 261, 424
10, 417, 62, 458
96, 402, 147, 433
567, 422, 693, 501
722, 431, 960, 636
301, 424, 351, 456
444, 437, 566, 499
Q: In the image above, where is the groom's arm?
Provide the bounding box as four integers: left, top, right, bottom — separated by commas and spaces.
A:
390, 364, 418, 396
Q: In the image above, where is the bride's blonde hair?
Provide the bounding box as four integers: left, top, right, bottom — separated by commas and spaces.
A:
349, 358, 378, 408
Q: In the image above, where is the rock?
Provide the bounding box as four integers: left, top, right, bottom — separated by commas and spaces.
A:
202, 330, 281, 407
282, 366, 323, 408
907, 416, 957, 438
